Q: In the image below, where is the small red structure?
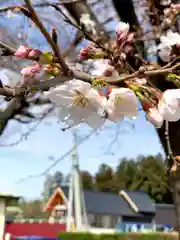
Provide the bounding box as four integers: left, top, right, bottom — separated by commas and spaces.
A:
4, 187, 75, 238
5, 222, 66, 238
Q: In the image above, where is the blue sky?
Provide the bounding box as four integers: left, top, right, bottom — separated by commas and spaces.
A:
0, 110, 164, 200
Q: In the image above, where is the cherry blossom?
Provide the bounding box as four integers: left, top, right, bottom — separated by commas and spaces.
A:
160, 30, 180, 46
44, 79, 106, 128
126, 33, 134, 43
160, 0, 172, 6
106, 88, 138, 122
57, 107, 83, 126
158, 31, 180, 61
57, 106, 105, 129
158, 44, 172, 62
91, 59, 119, 78
171, 3, 180, 10
116, 22, 130, 42
80, 14, 96, 34
158, 89, 180, 121
133, 78, 147, 85
146, 107, 164, 128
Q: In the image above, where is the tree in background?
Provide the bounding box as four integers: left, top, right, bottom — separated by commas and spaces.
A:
42, 154, 172, 204
19, 199, 47, 219
16, 154, 171, 217
80, 171, 94, 190
95, 164, 117, 193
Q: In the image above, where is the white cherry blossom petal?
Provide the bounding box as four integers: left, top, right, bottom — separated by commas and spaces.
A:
158, 89, 180, 122
80, 14, 96, 34
91, 59, 119, 78
48, 80, 106, 127
108, 111, 124, 122
85, 114, 105, 129
57, 106, 104, 129
158, 44, 172, 62
146, 107, 164, 128
106, 88, 138, 122
57, 107, 82, 125
85, 88, 106, 111
116, 22, 130, 34
44, 79, 92, 107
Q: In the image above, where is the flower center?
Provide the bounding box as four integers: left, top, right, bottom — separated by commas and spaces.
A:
72, 90, 89, 108
114, 96, 121, 106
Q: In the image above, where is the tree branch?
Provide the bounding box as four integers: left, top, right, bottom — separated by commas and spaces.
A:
0, 98, 22, 135
0, 105, 54, 147
24, 0, 70, 76
17, 129, 96, 183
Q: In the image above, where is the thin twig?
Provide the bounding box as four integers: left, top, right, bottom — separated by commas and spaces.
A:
0, 36, 179, 98
17, 129, 96, 183
51, 4, 112, 55
24, 0, 70, 75
165, 120, 174, 169
0, 105, 54, 147
0, 62, 179, 98
104, 124, 120, 154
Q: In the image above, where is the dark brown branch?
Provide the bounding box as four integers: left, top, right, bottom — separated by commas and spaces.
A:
0, 98, 22, 135
0, 37, 179, 97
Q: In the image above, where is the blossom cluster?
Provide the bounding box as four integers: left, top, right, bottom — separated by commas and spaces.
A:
44, 77, 180, 129
14, 45, 61, 86
12, 18, 180, 130
157, 31, 180, 62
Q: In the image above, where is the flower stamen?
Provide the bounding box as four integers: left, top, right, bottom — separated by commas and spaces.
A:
114, 96, 122, 106
72, 90, 89, 108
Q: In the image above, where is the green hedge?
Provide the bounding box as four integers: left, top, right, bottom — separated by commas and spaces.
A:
58, 232, 178, 240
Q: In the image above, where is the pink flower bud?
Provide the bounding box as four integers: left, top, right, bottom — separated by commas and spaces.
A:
133, 78, 147, 85
146, 107, 164, 128
149, 88, 162, 100
124, 44, 133, 54
171, 3, 180, 10
126, 33, 134, 43
14, 45, 31, 58
138, 95, 154, 111
28, 49, 42, 58
79, 45, 97, 60
120, 53, 127, 60
116, 22, 130, 42
103, 67, 114, 77
79, 48, 89, 60
21, 63, 41, 86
